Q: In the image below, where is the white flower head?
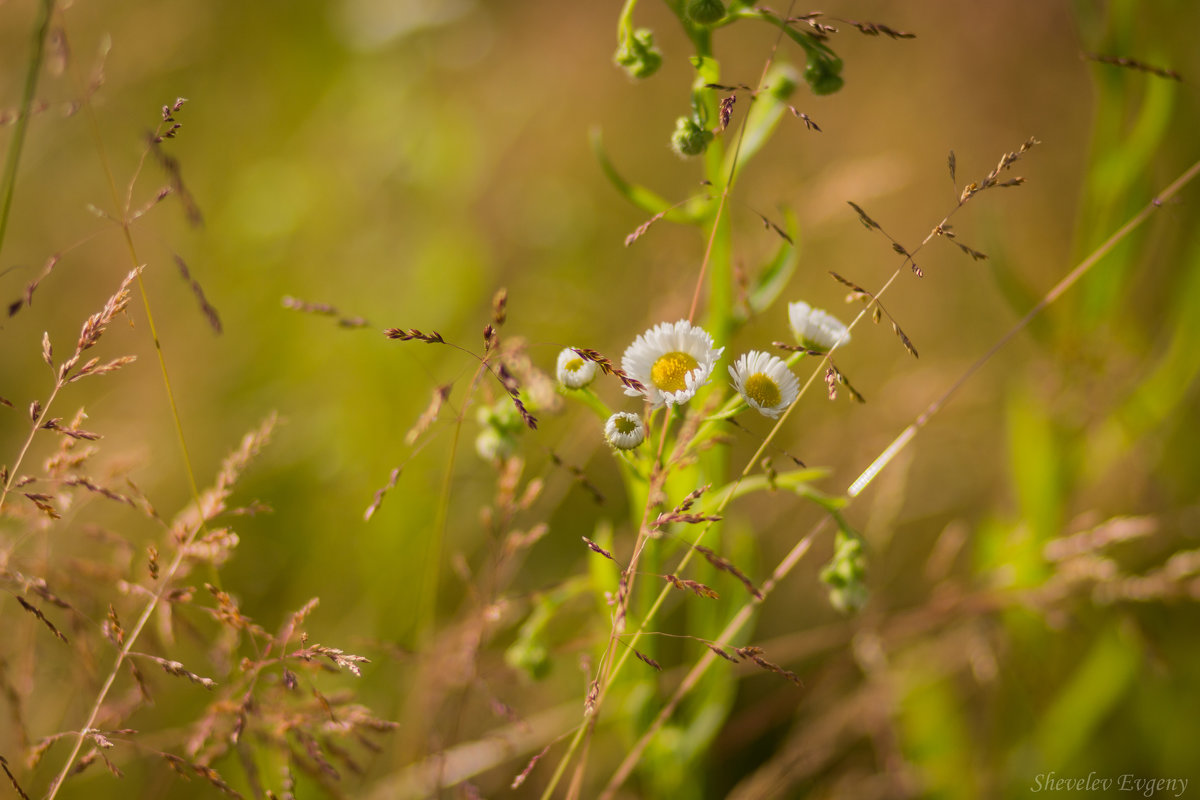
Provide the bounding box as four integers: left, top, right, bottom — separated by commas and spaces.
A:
556, 347, 598, 389
788, 301, 851, 352
729, 350, 800, 418
621, 320, 724, 408
605, 412, 645, 450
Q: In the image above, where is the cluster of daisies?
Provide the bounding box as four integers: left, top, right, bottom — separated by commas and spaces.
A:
556, 301, 851, 451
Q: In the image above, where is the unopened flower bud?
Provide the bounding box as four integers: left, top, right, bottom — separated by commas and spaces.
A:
614, 27, 662, 80
804, 52, 844, 96
604, 412, 646, 451
670, 116, 713, 158
686, 0, 726, 26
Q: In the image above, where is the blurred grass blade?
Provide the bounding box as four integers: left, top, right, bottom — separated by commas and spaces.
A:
1031, 622, 1141, 767
1074, 49, 1177, 329
1006, 383, 1067, 549
0, 0, 55, 261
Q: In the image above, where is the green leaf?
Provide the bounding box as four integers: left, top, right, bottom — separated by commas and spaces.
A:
590, 127, 676, 217
1006, 383, 1068, 548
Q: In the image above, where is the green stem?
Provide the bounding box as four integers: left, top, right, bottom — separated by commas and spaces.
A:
617, 0, 638, 31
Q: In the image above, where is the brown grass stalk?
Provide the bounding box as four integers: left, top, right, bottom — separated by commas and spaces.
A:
43, 416, 276, 799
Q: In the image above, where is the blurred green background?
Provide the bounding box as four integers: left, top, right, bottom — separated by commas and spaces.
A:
2, 0, 1200, 797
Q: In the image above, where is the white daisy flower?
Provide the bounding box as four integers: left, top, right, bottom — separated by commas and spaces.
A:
729, 350, 800, 418
556, 347, 598, 389
605, 412, 645, 450
788, 301, 851, 351
620, 320, 724, 408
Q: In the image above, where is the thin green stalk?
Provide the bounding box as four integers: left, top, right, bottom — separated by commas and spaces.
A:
0, 0, 54, 261
616, 0, 638, 32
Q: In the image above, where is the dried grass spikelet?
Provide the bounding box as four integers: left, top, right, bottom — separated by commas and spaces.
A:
5, 253, 59, 319
694, 544, 762, 599
180, 527, 239, 566
51, 268, 141, 386
547, 450, 605, 505
363, 467, 402, 522
281, 295, 369, 328
570, 347, 646, 394
171, 414, 278, 539
734, 646, 803, 686
288, 643, 370, 677
1085, 52, 1182, 81
664, 573, 719, 599
959, 137, 1038, 204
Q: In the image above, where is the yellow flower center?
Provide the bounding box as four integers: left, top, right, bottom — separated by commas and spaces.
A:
564, 358, 585, 373
614, 416, 639, 434
650, 351, 699, 392
743, 373, 782, 408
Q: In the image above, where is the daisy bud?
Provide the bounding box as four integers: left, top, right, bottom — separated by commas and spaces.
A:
556, 347, 598, 389
605, 412, 646, 450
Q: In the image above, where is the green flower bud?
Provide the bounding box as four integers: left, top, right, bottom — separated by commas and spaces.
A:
476, 400, 523, 435
504, 634, 551, 680
475, 427, 516, 461
820, 529, 868, 613
686, 0, 726, 25
828, 582, 869, 614
475, 399, 524, 461
614, 27, 662, 80
670, 116, 713, 158
804, 51, 844, 95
